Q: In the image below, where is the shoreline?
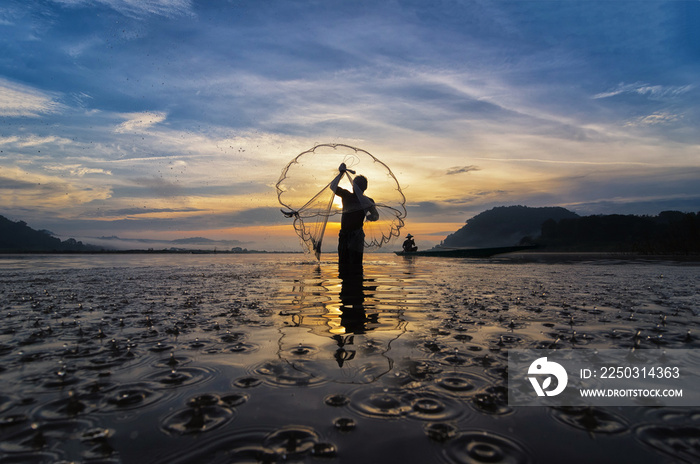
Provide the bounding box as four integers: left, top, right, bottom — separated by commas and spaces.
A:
2, 249, 700, 262
498, 251, 700, 263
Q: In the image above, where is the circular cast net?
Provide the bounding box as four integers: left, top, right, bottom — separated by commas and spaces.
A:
277, 144, 406, 259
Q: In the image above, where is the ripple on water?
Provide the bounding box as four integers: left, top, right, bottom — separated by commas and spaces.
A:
32, 391, 98, 420
349, 387, 412, 418
161, 393, 237, 435
232, 376, 263, 388
406, 359, 444, 381
433, 371, 489, 397
407, 391, 465, 421
0, 418, 106, 460
226, 341, 259, 354
444, 430, 532, 464
264, 425, 337, 460
160, 425, 335, 463
0, 394, 18, 414
348, 387, 465, 421
286, 343, 320, 357
470, 386, 512, 416
635, 424, 700, 463
551, 407, 629, 434
100, 382, 164, 411
145, 366, 216, 388
437, 349, 473, 367
152, 353, 192, 368
251, 360, 327, 387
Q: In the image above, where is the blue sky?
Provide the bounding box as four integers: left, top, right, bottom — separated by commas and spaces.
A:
1, 0, 699, 250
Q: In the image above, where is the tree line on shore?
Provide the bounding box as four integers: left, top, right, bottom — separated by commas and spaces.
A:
534, 210, 700, 253
440, 206, 699, 254
0, 215, 103, 252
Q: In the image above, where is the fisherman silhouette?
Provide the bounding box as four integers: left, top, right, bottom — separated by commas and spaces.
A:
330, 163, 379, 278
402, 233, 417, 252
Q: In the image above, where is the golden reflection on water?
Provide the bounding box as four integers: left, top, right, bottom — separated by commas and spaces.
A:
272, 257, 430, 338
268, 256, 435, 381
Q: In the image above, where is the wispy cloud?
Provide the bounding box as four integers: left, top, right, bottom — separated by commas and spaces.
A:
474, 157, 660, 167
44, 164, 113, 177
625, 111, 683, 127
446, 165, 481, 175
0, 78, 62, 117
593, 82, 693, 100
0, 167, 111, 211
115, 111, 168, 133
0, 134, 73, 148
53, 0, 193, 18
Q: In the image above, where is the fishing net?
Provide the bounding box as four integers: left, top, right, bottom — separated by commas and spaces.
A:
277, 144, 407, 259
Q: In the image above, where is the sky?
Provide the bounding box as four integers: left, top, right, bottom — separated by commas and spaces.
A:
1, 0, 699, 251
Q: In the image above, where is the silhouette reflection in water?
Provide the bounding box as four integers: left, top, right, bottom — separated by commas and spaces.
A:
273, 262, 410, 374
333, 273, 381, 367
338, 274, 378, 334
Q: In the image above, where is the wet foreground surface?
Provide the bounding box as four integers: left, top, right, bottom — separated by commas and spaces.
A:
0, 253, 699, 463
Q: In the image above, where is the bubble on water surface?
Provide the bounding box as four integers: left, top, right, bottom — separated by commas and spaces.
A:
470, 386, 512, 415
232, 376, 263, 388
425, 422, 459, 442
333, 417, 356, 432
324, 393, 350, 407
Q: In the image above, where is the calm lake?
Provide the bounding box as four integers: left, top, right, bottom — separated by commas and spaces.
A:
0, 253, 698, 463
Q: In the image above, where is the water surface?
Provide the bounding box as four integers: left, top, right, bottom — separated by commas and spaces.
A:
0, 253, 698, 463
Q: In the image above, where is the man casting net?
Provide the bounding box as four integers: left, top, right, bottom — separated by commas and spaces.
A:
277, 144, 407, 262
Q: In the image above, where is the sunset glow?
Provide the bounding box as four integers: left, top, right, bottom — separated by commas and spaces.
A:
1, 1, 698, 251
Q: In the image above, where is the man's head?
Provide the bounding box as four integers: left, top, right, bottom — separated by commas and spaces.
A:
353, 175, 368, 192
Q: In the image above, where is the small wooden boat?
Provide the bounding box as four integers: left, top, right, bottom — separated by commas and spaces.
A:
394, 245, 536, 258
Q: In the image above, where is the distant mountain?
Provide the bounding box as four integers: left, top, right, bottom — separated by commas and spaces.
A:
171, 237, 216, 244
96, 235, 246, 249
440, 205, 579, 248
0, 215, 104, 252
